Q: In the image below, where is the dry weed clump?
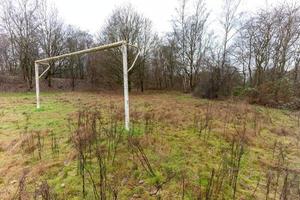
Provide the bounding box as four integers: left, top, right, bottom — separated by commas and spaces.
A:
19, 131, 47, 160
192, 103, 213, 141
128, 136, 156, 178
20, 134, 36, 155
1, 139, 19, 154
70, 102, 177, 199
34, 180, 57, 200
217, 102, 267, 146
251, 109, 264, 136
143, 111, 155, 133
69, 105, 126, 199
12, 169, 30, 200
188, 105, 251, 200
262, 140, 300, 200
50, 130, 60, 157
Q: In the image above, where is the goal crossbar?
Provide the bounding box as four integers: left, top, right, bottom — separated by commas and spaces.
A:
35, 40, 139, 131
36, 41, 126, 64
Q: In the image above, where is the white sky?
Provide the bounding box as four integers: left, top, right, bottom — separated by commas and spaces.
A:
49, 0, 296, 35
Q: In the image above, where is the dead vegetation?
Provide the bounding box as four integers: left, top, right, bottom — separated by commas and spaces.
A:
0, 92, 299, 199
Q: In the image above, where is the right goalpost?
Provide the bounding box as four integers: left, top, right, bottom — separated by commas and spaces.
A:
34, 40, 140, 131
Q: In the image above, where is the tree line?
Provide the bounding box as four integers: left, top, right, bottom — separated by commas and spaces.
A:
1, 0, 300, 105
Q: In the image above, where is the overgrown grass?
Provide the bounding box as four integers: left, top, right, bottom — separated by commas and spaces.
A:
0, 91, 299, 199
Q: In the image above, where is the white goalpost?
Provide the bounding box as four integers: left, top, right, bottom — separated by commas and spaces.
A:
34, 40, 139, 131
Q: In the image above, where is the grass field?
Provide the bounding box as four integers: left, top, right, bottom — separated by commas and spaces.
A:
0, 91, 299, 199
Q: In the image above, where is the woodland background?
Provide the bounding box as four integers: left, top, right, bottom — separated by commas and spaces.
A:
1, 0, 300, 108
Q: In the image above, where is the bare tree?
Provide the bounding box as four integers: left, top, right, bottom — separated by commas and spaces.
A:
173, 0, 188, 91
218, 0, 241, 95
232, 16, 254, 87
150, 35, 179, 89
1, 0, 41, 89
64, 25, 93, 90
172, 0, 210, 91
37, 2, 65, 87
99, 4, 155, 92
0, 32, 17, 73
220, 0, 241, 71
237, 4, 300, 90
271, 5, 300, 80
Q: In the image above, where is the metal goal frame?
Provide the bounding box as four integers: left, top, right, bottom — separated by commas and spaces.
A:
35, 40, 139, 131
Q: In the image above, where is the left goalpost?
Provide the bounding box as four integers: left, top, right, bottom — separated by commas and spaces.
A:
34, 40, 139, 131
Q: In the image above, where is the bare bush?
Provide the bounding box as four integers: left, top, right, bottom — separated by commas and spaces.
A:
193, 103, 213, 141
70, 105, 124, 199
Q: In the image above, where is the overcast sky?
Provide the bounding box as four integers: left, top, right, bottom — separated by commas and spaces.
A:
49, 0, 295, 35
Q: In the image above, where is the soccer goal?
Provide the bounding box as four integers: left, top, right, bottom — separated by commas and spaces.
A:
34, 40, 140, 131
